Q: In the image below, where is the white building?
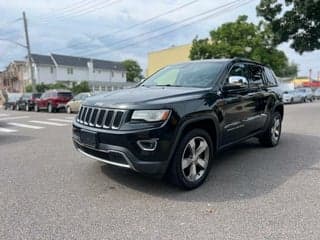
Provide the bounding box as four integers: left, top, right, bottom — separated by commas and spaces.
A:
25, 53, 129, 91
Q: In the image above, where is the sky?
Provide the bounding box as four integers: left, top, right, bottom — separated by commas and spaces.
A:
0, 0, 319, 78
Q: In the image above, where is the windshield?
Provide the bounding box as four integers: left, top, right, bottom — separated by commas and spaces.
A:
142, 62, 225, 88
8, 93, 22, 101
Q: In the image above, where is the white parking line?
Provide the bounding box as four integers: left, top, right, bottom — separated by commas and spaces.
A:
0, 113, 10, 117
0, 127, 17, 133
48, 118, 73, 123
8, 122, 44, 129
29, 120, 67, 126
65, 116, 75, 120
0, 116, 29, 121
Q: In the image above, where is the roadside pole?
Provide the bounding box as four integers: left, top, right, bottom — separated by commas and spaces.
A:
23, 11, 35, 93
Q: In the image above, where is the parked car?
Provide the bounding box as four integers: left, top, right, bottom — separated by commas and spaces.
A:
16, 93, 42, 111
72, 58, 284, 190
4, 93, 22, 110
282, 90, 304, 104
34, 89, 73, 113
314, 89, 320, 100
296, 87, 313, 102
66, 92, 93, 114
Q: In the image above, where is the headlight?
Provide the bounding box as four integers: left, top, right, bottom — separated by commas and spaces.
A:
131, 110, 171, 122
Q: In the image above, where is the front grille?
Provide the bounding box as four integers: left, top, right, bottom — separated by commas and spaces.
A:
77, 106, 126, 129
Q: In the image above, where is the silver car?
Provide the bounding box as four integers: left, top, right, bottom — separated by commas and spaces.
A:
314, 89, 320, 100
296, 88, 313, 102
282, 90, 303, 104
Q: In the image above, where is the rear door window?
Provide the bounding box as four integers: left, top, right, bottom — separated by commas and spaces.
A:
247, 64, 264, 88
58, 92, 72, 98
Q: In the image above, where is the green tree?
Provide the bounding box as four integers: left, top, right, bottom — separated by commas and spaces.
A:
25, 82, 70, 93
72, 81, 90, 94
189, 15, 297, 77
122, 59, 143, 82
257, 0, 320, 53
25, 83, 50, 93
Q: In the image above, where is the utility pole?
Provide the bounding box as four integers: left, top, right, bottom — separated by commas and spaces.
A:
23, 11, 35, 92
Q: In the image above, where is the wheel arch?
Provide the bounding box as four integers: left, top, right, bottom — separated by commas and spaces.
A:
273, 103, 284, 120
167, 115, 220, 166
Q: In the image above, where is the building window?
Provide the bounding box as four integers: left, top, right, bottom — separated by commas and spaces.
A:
67, 68, 73, 74
50, 66, 54, 74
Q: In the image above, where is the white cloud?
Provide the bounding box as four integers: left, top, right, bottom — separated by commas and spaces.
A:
0, 0, 319, 77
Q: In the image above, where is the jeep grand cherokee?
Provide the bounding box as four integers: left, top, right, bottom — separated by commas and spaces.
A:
72, 58, 283, 189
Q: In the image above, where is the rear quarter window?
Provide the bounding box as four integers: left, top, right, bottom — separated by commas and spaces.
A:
264, 67, 278, 86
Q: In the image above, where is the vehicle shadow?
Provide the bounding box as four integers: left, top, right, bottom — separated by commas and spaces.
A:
100, 132, 320, 202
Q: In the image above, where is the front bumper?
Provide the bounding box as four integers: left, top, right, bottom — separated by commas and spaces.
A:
72, 120, 176, 177
283, 98, 291, 103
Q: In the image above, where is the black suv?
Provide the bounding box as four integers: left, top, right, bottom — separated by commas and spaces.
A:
73, 59, 283, 189
16, 93, 42, 111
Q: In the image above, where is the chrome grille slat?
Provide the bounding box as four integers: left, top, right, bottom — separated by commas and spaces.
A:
84, 108, 92, 125
77, 106, 83, 122
96, 109, 106, 127
80, 106, 87, 123
76, 107, 126, 130
89, 109, 98, 126
103, 110, 114, 128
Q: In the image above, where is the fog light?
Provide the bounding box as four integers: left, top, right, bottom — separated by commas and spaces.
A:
137, 139, 158, 151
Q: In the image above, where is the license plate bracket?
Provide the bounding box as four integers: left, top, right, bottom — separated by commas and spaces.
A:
80, 130, 97, 148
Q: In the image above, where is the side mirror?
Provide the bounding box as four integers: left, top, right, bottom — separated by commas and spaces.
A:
223, 76, 248, 92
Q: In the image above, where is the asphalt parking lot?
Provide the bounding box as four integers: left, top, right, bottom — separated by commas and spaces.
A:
1, 102, 320, 240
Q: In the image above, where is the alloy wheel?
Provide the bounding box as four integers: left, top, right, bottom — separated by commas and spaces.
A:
271, 116, 281, 144
181, 137, 209, 182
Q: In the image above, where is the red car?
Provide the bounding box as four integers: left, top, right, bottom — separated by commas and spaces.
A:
34, 89, 73, 113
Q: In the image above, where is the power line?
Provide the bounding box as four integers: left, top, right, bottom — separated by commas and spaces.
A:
81, 0, 251, 57
53, 0, 200, 52
36, 0, 119, 24
36, 0, 100, 22
74, 0, 242, 56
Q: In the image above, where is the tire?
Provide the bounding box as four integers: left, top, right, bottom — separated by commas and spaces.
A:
290, 98, 293, 104
34, 104, 39, 112
259, 112, 282, 147
167, 128, 214, 190
303, 97, 307, 103
48, 103, 55, 113
66, 106, 72, 114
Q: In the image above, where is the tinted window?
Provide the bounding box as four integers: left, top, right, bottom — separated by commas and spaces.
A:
58, 92, 72, 98
142, 62, 225, 88
33, 93, 42, 98
22, 93, 32, 100
228, 63, 250, 80
247, 65, 264, 87
264, 67, 278, 86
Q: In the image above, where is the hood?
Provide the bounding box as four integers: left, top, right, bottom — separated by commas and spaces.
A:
84, 86, 210, 108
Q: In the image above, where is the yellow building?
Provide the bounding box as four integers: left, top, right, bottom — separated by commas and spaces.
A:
293, 77, 310, 87
147, 44, 192, 76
